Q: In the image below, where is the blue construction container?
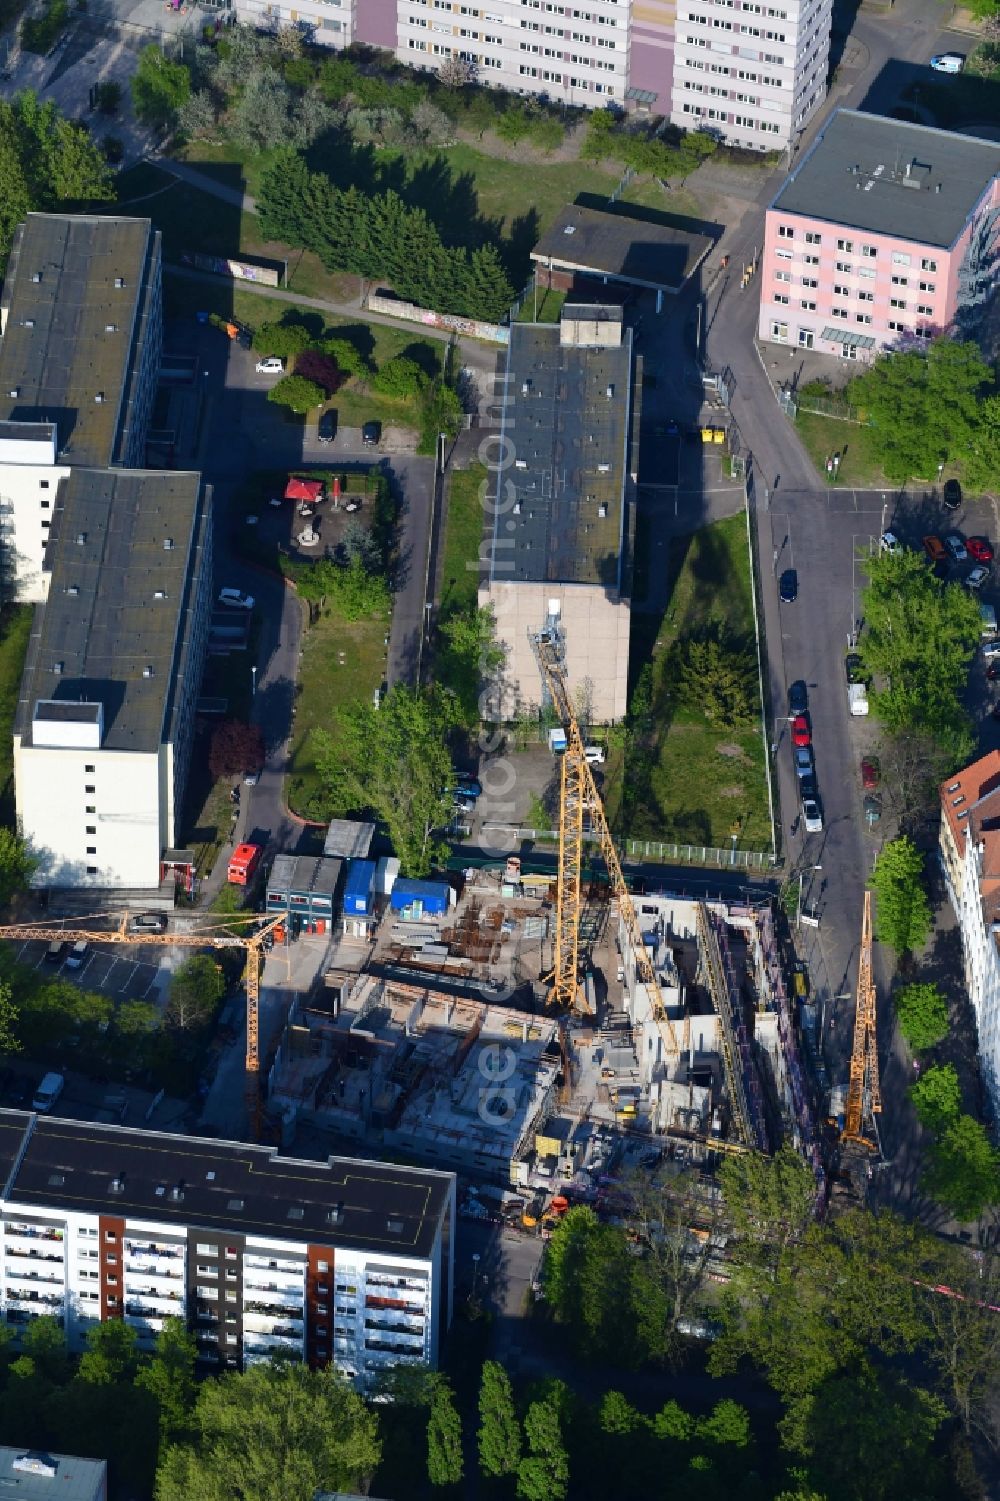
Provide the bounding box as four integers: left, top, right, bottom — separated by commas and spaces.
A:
389, 878, 450, 916
343, 859, 376, 915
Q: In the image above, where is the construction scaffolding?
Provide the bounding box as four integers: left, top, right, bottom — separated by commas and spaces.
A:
697, 903, 768, 1152
844, 890, 881, 1149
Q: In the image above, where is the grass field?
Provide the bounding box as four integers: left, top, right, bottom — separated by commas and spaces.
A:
626, 513, 771, 851
285, 600, 388, 820
0, 607, 31, 826
439, 463, 487, 620
794, 408, 888, 488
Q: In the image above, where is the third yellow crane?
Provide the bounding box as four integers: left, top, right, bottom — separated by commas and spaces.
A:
843, 888, 881, 1148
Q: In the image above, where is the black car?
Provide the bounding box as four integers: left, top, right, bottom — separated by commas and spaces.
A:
318, 409, 337, 444
788, 680, 808, 715
779, 568, 798, 603
361, 420, 381, 448
943, 479, 962, 510
800, 772, 819, 800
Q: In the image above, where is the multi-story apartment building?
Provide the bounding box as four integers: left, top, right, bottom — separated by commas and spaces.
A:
0, 1113, 455, 1389
232, 0, 830, 148
13, 468, 212, 892
0, 215, 162, 603
939, 750, 1000, 1122
758, 111, 1000, 361
670, 0, 831, 151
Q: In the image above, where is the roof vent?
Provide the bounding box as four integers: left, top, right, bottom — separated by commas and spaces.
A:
13, 1456, 57, 1480
22, 319, 34, 329
227, 1197, 244, 1212
142, 666, 154, 679
47, 1173, 65, 1187
386, 1216, 404, 1235
936, 183, 942, 193
168, 1181, 185, 1203
286, 1206, 305, 1221
329, 1202, 345, 1226
94, 392, 104, 405
114, 277, 126, 289
515, 459, 527, 470
65, 586, 79, 597
521, 380, 531, 395
76, 533, 86, 545
8, 388, 18, 399
53, 662, 64, 675
109, 1174, 125, 1194
30, 272, 42, 284
598, 463, 611, 473
163, 538, 174, 551
154, 590, 166, 600
105, 323, 118, 334
512, 501, 522, 515
205, 1170, 216, 1181
563, 224, 576, 235
606, 384, 614, 399
598, 503, 608, 518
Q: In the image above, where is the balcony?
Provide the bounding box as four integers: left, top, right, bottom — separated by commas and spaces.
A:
6, 1290, 64, 1311
125, 1259, 184, 1282
5, 1266, 65, 1290
4, 1227, 65, 1247
365, 1272, 427, 1292
364, 1313, 425, 1336
244, 1310, 304, 1336
244, 1330, 302, 1355
243, 1294, 304, 1318
244, 1256, 303, 1279
5, 1246, 65, 1266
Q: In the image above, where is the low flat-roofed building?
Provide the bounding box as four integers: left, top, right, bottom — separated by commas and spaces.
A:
13, 467, 212, 892
480, 305, 638, 723
0, 1449, 106, 1501
324, 819, 376, 860
266, 854, 343, 926
0, 214, 162, 600
531, 204, 713, 296
0, 1111, 455, 1388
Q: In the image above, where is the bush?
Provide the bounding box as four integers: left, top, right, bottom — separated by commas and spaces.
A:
253, 321, 313, 358
20, 0, 68, 54
95, 81, 121, 116
372, 356, 428, 399
266, 374, 325, 414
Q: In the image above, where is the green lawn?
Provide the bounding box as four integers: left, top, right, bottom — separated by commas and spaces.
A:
794, 408, 889, 488
625, 514, 771, 851
516, 288, 567, 324
286, 601, 388, 821
439, 463, 487, 619
0, 606, 31, 825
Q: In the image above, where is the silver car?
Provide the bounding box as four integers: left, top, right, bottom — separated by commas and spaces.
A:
802, 796, 824, 834
794, 745, 815, 779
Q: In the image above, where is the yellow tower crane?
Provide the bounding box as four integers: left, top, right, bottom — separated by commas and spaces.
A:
843, 889, 881, 1148
531, 628, 678, 1058
0, 910, 285, 1136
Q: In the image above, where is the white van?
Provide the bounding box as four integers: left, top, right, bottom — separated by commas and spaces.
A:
848, 682, 869, 717
32, 1072, 65, 1113
930, 52, 964, 74
584, 745, 606, 765
981, 603, 997, 638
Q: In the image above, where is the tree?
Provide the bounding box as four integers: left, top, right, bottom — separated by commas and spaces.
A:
895, 982, 949, 1052
0, 94, 112, 274
267, 373, 326, 414
165, 955, 224, 1031
253, 321, 314, 358
437, 54, 476, 87
0, 979, 19, 1054
328, 556, 392, 622
373, 356, 429, 399
427, 1383, 463, 1487
517, 1398, 568, 1501
95, 82, 122, 115
542, 1205, 663, 1366
78, 1318, 139, 1386
437, 606, 506, 726
21, 1315, 69, 1383
478, 1360, 521, 1478
176, 91, 216, 140
131, 45, 192, 127
673, 633, 756, 729
323, 337, 371, 378
295, 349, 342, 395
910, 1064, 962, 1136
847, 337, 993, 485
315, 684, 460, 877
341, 519, 381, 573
20, 0, 68, 54
418, 379, 463, 454
870, 837, 932, 956
719, 1144, 818, 1253
923, 1115, 1000, 1221
923, 1243, 1000, 1441
874, 729, 955, 832
136, 1318, 197, 1443
208, 720, 265, 780
496, 105, 532, 146
155, 1362, 380, 1501
229, 70, 296, 152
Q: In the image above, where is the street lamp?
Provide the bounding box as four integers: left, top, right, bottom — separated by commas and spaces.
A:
471, 1252, 480, 1297
251, 664, 257, 698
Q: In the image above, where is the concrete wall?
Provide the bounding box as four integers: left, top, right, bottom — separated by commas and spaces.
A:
483, 579, 630, 722
0, 461, 69, 603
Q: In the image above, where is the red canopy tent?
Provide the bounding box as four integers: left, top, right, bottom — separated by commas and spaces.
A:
284, 478, 324, 503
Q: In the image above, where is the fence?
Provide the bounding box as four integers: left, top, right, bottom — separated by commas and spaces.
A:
479, 825, 775, 868
795, 393, 866, 423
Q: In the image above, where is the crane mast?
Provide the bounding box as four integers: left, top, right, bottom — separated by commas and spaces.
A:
844, 889, 881, 1147
0, 912, 285, 1135
531, 628, 678, 1056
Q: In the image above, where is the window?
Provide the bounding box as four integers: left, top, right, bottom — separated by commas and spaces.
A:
831, 307, 848, 319
196, 1244, 215, 1256
774, 293, 789, 305
855, 313, 872, 325
775, 248, 793, 260
891, 274, 908, 286
778, 224, 794, 239
86, 846, 96, 856
803, 253, 820, 265
833, 283, 848, 296
800, 300, 816, 310
196, 1265, 217, 1278
84, 764, 95, 773
837, 238, 854, 252
798, 329, 814, 348
841, 344, 859, 360
887, 319, 906, 332
85, 785, 95, 794
107, 1274, 118, 1285
919, 281, 935, 293
891, 250, 911, 266
775, 270, 791, 282
770, 320, 788, 340
890, 297, 906, 309
40, 480, 49, 490
317, 1261, 330, 1273
804, 231, 821, 244
861, 244, 876, 259
917, 304, 934, 316
105, 1231, 117, 1242
921, 257, 938, 272
857, 291, 874, 302
85, 806, 95, 815
197, 1285, 219, 1300
801, 277, 818, 288
835, 260, 851, 273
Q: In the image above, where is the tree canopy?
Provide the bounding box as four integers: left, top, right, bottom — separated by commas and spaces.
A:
870, 837, 933, 956
922, 1114, 1000, 1221
165, 955, 224, 1031
910, 1063, 962, 1136
0, 92, 113, 273
894, 981, 950, 1052
131, 46, 192, 128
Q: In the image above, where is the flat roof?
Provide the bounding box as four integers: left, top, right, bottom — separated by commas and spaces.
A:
531, 204, 712, 291
488, 318, 632, 586
771, 110, 1000, 249
0, 214, 158, 466
6, 1114, 453, 1260
268, 854, 342, 898
0, 1449, 105, 1501
15, 468, 207, 755
324, 819, 375, 860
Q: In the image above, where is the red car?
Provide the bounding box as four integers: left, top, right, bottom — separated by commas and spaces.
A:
792, 714, 811, 747
968, 536, 994, 564
861, 756, 880, 790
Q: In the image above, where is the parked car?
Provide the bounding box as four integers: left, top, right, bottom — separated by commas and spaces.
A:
792, 714, 811, 747
943, 479, 962, 510
800, 773, 819, 801
930, 52, 964, 73
802, 795, 824, 834
455, 776, 483, 799
779, 568, 798, 603
794, 745, 815, 779
255, 357, 284, 375
944, 532, 967, 562
788, 680, 808, 715
65, 940, 89, 970
923, 535, 947, 563
968, 537, 994, 564
880, 531, 902, 555
318, 409, 338, 444
218, 588, 254, 610
584, 745, 606, 765
44, 941, 65, 964
243, 769, 261, 787
861, 756, 880, 790
863, 794, 882, 825
965, 565, 990, 591
362, 420, 382, 448
984, 640, 1000, 662
453, 794, 477, 815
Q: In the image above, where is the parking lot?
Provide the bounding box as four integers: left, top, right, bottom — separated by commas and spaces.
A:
15, 937, 170, 1005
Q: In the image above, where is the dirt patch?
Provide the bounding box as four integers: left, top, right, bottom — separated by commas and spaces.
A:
717, 743, 749, 760
719, 785, 744, 799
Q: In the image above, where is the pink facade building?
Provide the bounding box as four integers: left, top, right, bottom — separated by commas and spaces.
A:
758, 111, 1000, 362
